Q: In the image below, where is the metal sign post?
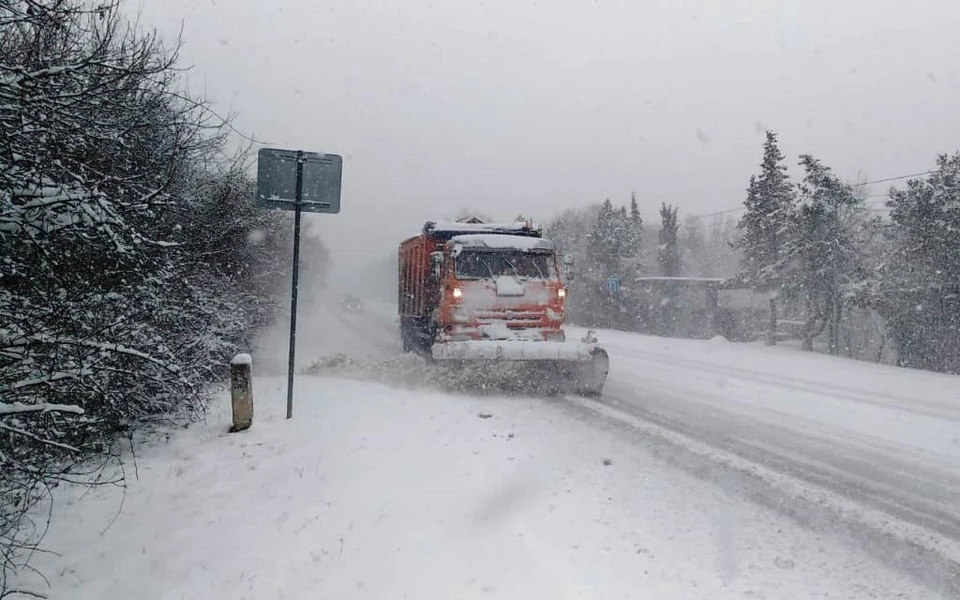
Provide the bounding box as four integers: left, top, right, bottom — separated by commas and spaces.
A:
287, 152, 304, 421
257, 148, 342, 419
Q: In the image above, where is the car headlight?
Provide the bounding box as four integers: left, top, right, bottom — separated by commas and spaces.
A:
452, 287, 462, 299
557, 288, 566, 299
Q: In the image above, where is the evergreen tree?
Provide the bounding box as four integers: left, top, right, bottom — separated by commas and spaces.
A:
583, 198, 639, 329
785, 155, 864, 352
735, 131, 796, 289
876, 153, 960, 373
658, 203, 681, 276
587, 199, 620, 275
629, 193, 643, 244
624, 193, 644, 277
615, 204, 630, 265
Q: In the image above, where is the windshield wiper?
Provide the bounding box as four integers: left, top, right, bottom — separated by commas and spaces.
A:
529, 257, 546, 279
479, 256, 497, 279
502, 256, 523, 278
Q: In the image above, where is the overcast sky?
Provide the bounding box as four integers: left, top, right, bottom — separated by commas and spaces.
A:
137, 0, 960, 276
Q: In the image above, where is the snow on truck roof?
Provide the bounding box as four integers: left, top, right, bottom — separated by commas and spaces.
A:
426, 220, 540, 232
423, 220, 543, 240
449, 234, 554, 251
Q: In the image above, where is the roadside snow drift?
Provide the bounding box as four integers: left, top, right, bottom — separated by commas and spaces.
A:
13, 376, 941, 599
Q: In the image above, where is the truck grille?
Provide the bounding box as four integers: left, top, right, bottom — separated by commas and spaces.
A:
473, 310, 545, 322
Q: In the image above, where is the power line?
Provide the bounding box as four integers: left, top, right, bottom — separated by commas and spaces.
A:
549, 168, 940, 236
684, 168, 940, 223
857, 170, 939, 186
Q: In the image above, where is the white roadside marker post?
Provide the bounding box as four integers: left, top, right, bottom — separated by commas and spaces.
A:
230, 353, 254, 433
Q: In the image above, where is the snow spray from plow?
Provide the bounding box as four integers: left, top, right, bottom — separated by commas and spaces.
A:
306, 343, 608, 397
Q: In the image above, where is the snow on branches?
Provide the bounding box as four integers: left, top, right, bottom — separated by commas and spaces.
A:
1, 1, 321, 592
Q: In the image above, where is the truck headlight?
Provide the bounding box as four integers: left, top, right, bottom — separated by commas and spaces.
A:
452, 287, 462, 299
557, 288, 566, 299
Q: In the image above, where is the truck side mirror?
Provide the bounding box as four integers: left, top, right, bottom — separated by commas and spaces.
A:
430, 251, 443, 282
562, 254, 575, 281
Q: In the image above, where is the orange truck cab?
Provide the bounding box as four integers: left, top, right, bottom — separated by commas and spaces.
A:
399, 220, 566, 353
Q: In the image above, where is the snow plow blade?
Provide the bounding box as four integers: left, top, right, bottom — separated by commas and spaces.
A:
431, 340, 609, 396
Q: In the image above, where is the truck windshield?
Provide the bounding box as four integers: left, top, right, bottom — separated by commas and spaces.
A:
455, 250, 557, 280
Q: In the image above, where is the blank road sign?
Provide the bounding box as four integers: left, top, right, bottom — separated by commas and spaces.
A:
257, 148, 342, 214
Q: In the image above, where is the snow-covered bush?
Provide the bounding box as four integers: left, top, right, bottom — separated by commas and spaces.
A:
0, 1, 324, 591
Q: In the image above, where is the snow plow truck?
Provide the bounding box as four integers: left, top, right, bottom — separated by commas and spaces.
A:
398, 218, 609, 396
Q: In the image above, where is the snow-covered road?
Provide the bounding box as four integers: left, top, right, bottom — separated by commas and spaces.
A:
15, 297, 960, 597
251, 301, 960, 593
17, 376, 947, 599
254, 295, 401, 374
578, 328, 960, 592
259, 298, 960, 587
275, 299, 960, 540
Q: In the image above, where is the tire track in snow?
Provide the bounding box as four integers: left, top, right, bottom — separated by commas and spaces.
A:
596, 355, 960, 539
611, 345, 960, 422
556, 393, 960, 598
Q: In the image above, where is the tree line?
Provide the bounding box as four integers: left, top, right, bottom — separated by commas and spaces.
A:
546, 195, 740, 332
547, 130, 960, 374
0, 1, 325, 592
735, 131, 960, 373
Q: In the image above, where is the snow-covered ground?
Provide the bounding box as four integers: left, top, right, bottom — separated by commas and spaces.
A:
14, 376, 944, 599
10, 299, 960, 598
